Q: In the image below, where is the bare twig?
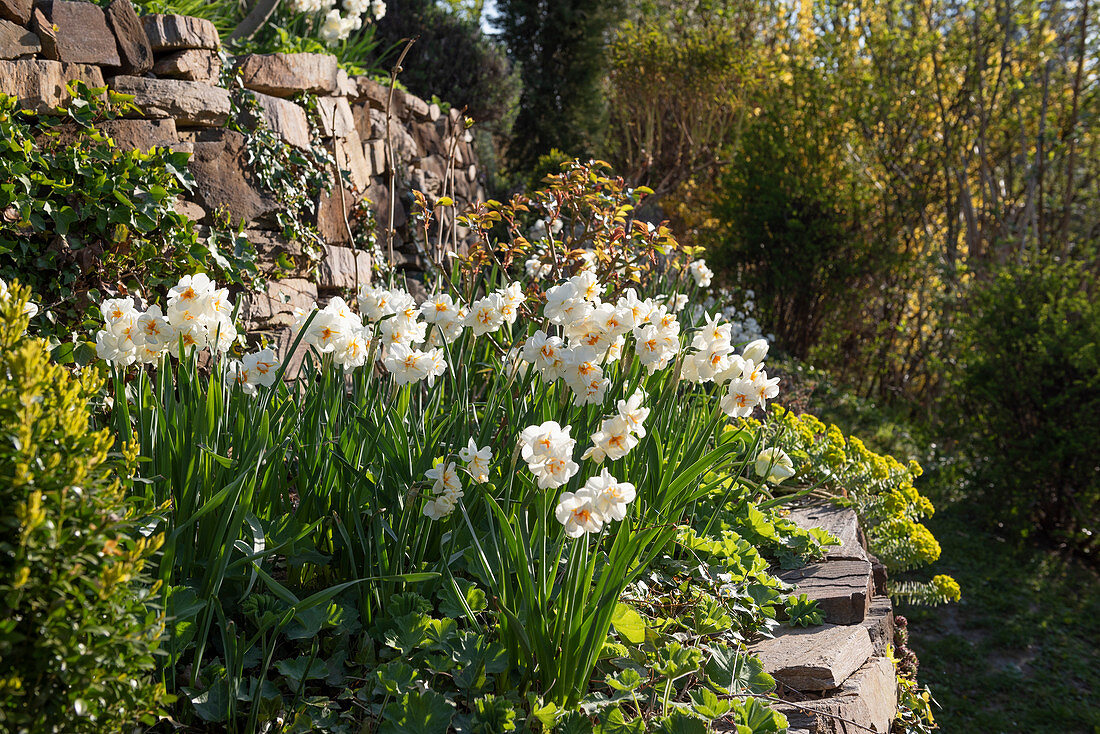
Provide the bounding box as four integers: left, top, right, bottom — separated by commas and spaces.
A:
384, 37, 418, 288
328, 111, 359, 293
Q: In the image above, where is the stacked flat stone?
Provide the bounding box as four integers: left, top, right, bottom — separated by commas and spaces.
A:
746, 505, 899, 734
0, 2, 486, 369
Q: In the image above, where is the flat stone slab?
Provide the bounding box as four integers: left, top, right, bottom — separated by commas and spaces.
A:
750, 624, 874, 692
141, 13, 219, 51
798, 656, 897, 733
0, 59, 103, 112
236, 52, 338, 97
787, 504, 868, 562
110, 75, 230, 126
243, 91, 311, 149
317, 244, 370, 291
105, 0, 153, 74
0, 18, 38, 58
39, 0, 120, 66
0, 0, 31, 25
186, 129, 279, 226
152, 48, 221, 83
334, 133, 372, 192
861, 596, 894, 656
97, 117, 177, 151
779, 560, 873, 625
316, 95, 355, 138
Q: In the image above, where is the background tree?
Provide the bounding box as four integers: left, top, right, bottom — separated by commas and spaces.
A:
373, 0, 520, 128
494, 0, 623, 172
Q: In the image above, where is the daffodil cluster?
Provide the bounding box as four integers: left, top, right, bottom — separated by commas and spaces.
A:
228, 349, 280, 396
422, 460, 463, 520
688, 259, 714, 288
718, 338, 780, 419
696, 287, 764, 345
519, 421, 580, 490
522, 273, 687, 405
95, 274, 237, 367
285, 0, 386, 45
582, 389, 649, 464
295, 296, 375, 368
554, 469, 637, 537
459, 439, 492, 484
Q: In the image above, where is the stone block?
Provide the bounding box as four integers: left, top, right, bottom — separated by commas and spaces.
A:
410, 120, 441, 153
244, 91, 311, 150
779, 560, 873, 625
187, 129, 280, 227
400, 89, 430, 120
365, 138, 387, 174
110, 75, 231, 126
245, 228, 308, 276
861, 596, 894, 656
0, 59, 103, 112
236, 52, 337, 97
317, 244, 370, 290
316, 95, 354, 138
173, 197, 205, 222
31, 7, 58, 59
367, 107, 418, 163
334, 68, 356, 97
750, 624, 873, 692
787, 503, 868, 562
356, 75, 387, 109
798, 657, 897, 734
38, 0, 119, 66
315, 182, 358, 245
105, 0, 152, 74
239, 276, 317, 377
98, 117, 177, 151
152, 48, 221, 83
867, 552, 888, 595
141, 13, 219, 51
428, 102, 440, 122
334, 134, 371, 193
0, 18, 39, 58
0, 0, 30, 25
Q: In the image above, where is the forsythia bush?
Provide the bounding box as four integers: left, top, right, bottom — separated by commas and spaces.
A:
0, 282, 169, 732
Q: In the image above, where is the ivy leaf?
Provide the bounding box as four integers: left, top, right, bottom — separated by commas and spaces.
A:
610, 602, 646, 644
380, 689, 454, 734
53, 205, 77, 235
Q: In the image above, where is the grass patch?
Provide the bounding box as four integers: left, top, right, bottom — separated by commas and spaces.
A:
898, 490, 1100, 733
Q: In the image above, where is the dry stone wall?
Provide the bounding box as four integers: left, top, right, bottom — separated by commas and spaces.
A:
749, 505, 899, 734
1, 0, 486, 357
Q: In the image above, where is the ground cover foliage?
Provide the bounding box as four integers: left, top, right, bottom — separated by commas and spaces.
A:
0, 160, 951, 732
